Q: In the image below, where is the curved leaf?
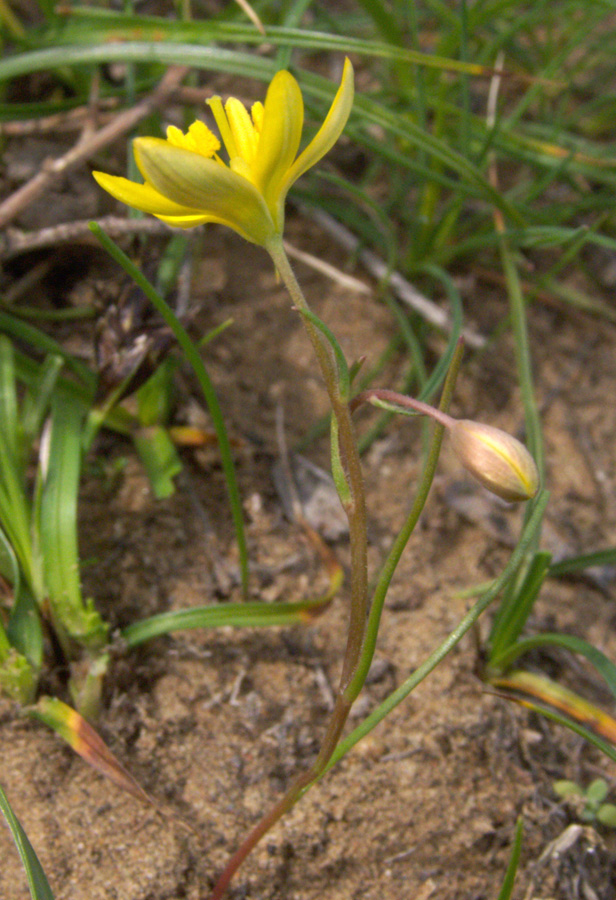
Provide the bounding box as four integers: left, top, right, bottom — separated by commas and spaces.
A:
490, 632, 616, 703
0, 784, 55, 900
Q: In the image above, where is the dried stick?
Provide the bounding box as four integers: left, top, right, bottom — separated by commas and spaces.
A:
299, 204, 485, 349
0, 102, 120, 137
0, 216, 180, 260
0, 66, 188, 230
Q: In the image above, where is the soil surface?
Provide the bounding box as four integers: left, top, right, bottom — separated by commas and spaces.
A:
2, 143, 616, 900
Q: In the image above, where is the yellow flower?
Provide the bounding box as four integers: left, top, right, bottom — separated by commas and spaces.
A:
93, 59, 354, 247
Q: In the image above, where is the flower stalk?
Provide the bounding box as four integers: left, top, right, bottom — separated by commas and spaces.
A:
207, 236, 369, 900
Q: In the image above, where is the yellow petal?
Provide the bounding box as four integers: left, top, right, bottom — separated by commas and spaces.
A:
252, 69, 303, 221
134, 138, 276, 245
92, 171, 200, 217
279, 58, 354, 197
224, 97, 259, 164
156, 212, 257, 241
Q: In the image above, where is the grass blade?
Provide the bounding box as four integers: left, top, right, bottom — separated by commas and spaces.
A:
38, 393, 108, 652
497, 817, 524, 900
490, 633, 616, 702
491, 672, 616, 763
0, 784, 56, 900
89, 223, 249, 597
122, 589, 339, 648
549, 547, 616, 577
28, 697, 157, 809
488, 550, 552, 662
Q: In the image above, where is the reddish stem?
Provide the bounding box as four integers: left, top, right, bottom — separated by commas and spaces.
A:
350, 389, 456, 429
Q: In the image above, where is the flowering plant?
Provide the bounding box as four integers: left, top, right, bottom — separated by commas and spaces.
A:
94, 59, 539, 899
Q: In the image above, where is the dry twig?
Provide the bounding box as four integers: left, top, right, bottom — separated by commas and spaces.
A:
0, 66, 188, 230
0, 216, 181, 260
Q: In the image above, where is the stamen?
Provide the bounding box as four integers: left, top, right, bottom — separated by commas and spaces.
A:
165, 121, 220, 158
251, 101, 264, 133
207, 96, 238, 159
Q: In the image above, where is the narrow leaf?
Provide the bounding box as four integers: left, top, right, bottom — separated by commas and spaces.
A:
295, 306, 350, 400
122, 593, 338, 648
89, 224, 249, 597
494, 691, 616, 765
489, 633, 616, 704
38, 394, 108, 651
549, 547, 616, 577
491, 670, 616, 746
28, 697, 156, 809
0, 784, 56, 900
488, 551, 552, 661
497, 817, 523, 900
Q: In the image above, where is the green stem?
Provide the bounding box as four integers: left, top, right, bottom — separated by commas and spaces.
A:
320, 489, 550, 777
208, 238, 369, 900
266, 236, 368, 688
498, 238, 544, 481
346, 340, 464, 702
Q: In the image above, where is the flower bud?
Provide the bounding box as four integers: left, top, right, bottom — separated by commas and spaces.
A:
449, 420, 539, 502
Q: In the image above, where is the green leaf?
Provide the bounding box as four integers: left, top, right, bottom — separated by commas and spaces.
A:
135, 358, 177, 427
0, 336, 21, 466
586, 779, 609, 805
597, 804, 616, 828
0, 784, 56, 900
0, 337, 36, 590
0, 515, 42, 670
553, 780, 584, 799
0, 314, 95, 393
329, 415, 351, 506
488, 551, 552, 664
0, 521, 19, 601
8, 586, 43, 671
294, 306, 350, 400
496, 817, 523, 900
13, 13, 509, 80
133, 426, 182, 499
21, 356, 64, 453
122, 596, 333, 648
505, 697, 616, 765
38, 393, 108, 652
549, 547, 616, 577
0, 521, 41, 699
489, 633, 616, 704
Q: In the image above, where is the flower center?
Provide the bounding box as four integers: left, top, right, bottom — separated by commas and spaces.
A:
166, 120, 221, 158
206, 95, 265, 185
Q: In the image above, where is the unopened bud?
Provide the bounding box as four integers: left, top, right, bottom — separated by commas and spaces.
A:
449, 420, 539, 502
